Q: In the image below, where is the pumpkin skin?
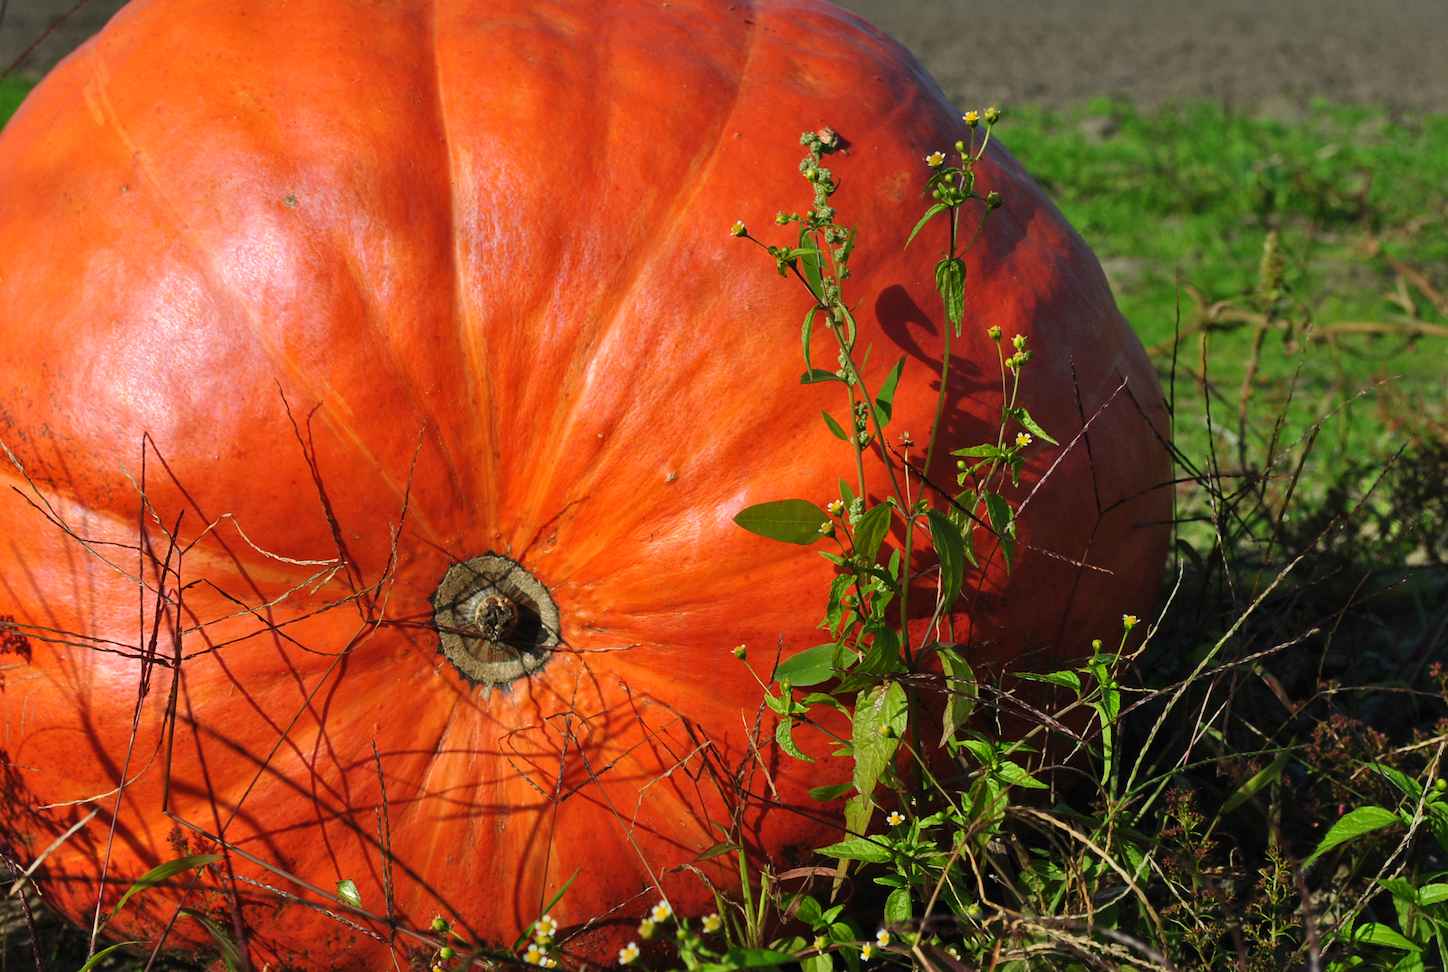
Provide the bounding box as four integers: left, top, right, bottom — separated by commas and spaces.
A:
0, 0, 1171, 968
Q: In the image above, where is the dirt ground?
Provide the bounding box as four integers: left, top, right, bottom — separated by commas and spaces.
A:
5, 0, 1448, 112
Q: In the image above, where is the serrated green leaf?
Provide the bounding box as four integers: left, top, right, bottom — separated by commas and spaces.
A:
821, 410, 849, 441
336, 878, 362, 909
905, 202, 949, 248
735, 499, 828, 545
109, 854, 222, 922
1373, 763, 1424, 801
852, 503, 893, 564
934, 256, 966, 334
816, 835, 891, 864
1305, 805, 1402, 868
852, 682, 908, 800
927, 509, 965, 610
873, 356, 906, 427
776, 719, 814, 762
776, 643, 838, 687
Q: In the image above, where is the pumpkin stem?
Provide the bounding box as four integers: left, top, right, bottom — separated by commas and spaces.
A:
432, 554, 559, 686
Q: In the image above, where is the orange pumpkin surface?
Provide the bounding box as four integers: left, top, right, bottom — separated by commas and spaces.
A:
0, 0, 1171, 967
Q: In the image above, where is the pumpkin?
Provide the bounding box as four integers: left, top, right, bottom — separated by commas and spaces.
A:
0, 0, 1171, 967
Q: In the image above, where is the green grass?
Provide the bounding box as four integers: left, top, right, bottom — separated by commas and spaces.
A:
1002, 98, 1448, 468
0, 76, 30, 126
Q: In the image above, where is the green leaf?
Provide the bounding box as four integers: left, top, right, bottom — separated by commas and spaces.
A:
720, 946, 800, 968
1418, 883, 1448, 906
735, 499, 828, 545
799, 226, 823, 298
181, 909, 244, 972
852, 503, 893, 564
821, 410, 849, 441
852, 681, 908, 800
1009, 406, 1059, 445
776, 718, 814, 763
802, 305, 820, 374
884, 886, 913, 924
809, 782, 853, 803
336, 878, 362, 909
934, 256, 966, 334
816, 835, 891, 864
1018, 670, 1083, 694
77, 942, 145, 972
776, 643, 838, 687
905, 202, 949, 248
801, 953, 835, 972
954, 443, 1004, 459
1305, 805, 1402, 868
1348, 922, 1419, 951
996, 760, 1048, 790
984, 492, 1016, 568
938, 646, 977, 747
1218, 749, 1291, 817
926, 509, 965, 610
801, 368, 842, 385
873, 357, 906, 428
844, 793, 873, 842
1373, 763, 1424, 801
108, 854, 221, 922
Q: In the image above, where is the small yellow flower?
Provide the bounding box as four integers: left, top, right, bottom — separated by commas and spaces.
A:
638, 918, 656, 940
1122, 614, 1140, 630
1012, 333, 1028, 351
533, 915, 558, 943
619, 941, 641, 965
984, 105, 1001, 124
827, 499, 845, 517
963, 110, 980, 128
702, 912, 722, 934
651, 899, 672, 923
861, 942, 875, 961
818, 520, 834, 536
733, 643, 748, 660
925, 150, 946, 167
1015, 432, 1033, 448
876, 929, 891, 947
523, 945, 545, 966
730, 220, 747, 238
986, 325, 1002, 341
886, 810, 905, 827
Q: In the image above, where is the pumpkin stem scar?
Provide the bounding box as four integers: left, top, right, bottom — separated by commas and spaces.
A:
432, 554, 559, 685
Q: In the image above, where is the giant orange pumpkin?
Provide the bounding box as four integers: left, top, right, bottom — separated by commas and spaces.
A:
0, 0, 1171, 967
